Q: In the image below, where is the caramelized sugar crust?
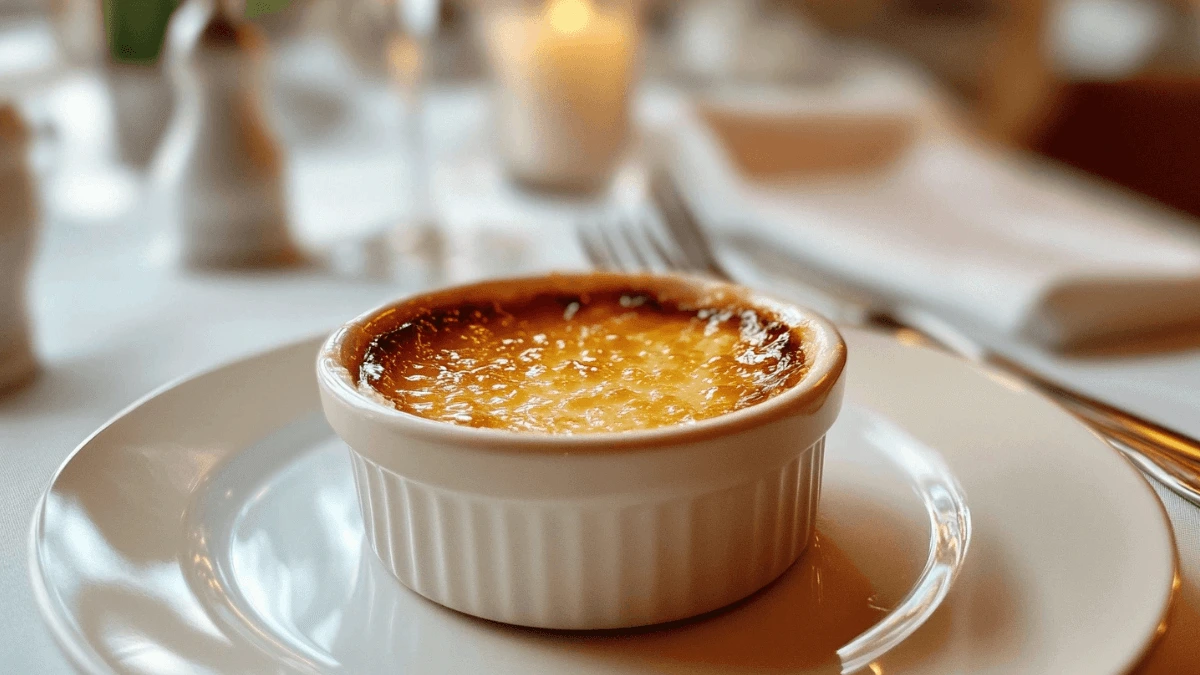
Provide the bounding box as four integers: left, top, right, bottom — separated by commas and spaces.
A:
359, 290, 808, 434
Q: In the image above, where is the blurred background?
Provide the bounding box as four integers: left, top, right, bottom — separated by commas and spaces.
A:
805, 0, 1200, 217
7, 4, 1200, 673
4, 0, 1200, 233
4, 0, 1200, 375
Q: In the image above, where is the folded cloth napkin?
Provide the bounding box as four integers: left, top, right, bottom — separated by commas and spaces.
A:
662, 104, 1200, 350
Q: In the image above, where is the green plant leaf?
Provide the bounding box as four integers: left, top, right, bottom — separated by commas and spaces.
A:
104, 0, 295, 63
104, 0, 179, 64
246, 0, 293, 19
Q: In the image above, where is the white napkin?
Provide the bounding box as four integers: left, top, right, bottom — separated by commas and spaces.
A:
663, 105, 1200, 350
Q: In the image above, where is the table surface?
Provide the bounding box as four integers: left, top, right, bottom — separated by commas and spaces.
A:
5, 39, 1200, 674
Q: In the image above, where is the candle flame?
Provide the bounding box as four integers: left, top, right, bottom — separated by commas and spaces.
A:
545, 0, 593, 35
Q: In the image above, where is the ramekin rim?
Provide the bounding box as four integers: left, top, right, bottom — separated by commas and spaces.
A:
316, 271, 846, 453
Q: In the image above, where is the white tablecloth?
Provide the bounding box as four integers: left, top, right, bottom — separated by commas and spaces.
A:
4, 45, 1200, 673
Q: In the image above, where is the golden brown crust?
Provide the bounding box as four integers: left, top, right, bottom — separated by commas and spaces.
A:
323, 272, 847, 449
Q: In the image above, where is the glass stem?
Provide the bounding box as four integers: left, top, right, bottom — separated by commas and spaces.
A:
407, 37, 432, 231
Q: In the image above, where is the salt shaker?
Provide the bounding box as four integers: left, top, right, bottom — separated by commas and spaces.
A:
154, 0, 298, 268
0, 103, 39, 392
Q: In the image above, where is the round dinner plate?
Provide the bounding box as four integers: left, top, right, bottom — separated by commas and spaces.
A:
30, 329, 1175, 674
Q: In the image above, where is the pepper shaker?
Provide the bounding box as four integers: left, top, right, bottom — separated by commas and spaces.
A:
0, 103, 39, 392
154, 0, 298, 268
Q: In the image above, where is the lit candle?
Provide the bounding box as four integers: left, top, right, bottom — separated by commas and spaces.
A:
484, 0, 638, 192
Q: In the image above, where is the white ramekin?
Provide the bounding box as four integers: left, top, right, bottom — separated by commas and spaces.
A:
317, 272, 846, 630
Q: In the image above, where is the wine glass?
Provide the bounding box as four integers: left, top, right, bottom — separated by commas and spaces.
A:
388, 0, 443, 282
326, 0, 445, 284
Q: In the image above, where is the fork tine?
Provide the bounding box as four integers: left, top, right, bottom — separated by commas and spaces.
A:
648, 169, 730, 279
584, 213, 641, 272
615, 215, 657, 271
577, 205, 706, 276
578, 218, 618, 270
642, 214, 697, 273
623, 213, 693, 274
599, 216, 638, 272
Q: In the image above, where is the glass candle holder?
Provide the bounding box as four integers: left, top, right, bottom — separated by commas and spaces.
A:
478, 0, 641, 193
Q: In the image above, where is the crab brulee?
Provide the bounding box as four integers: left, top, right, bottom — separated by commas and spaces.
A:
357, 289, 808, 434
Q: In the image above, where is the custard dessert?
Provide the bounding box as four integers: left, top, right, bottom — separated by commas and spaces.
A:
318, 273, 846, 629
357, 289, 808, 434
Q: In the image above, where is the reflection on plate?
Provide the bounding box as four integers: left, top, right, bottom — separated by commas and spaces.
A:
181, 404, 964, 675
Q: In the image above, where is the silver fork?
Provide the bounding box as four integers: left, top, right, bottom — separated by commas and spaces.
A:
577, 168, 1200, 506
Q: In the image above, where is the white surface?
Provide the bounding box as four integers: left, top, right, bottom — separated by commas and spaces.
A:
27, 330, 1169, 674
0, 16, 63, 95
663, 97, 1200, 350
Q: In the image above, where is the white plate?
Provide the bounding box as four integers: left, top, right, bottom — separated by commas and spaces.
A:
30, 329, 1174, 674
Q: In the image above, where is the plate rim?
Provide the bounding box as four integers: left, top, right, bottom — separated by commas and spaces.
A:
963, 368, 1180, 675
26, 333, 333, 675
27, 330, 1179, 675
853, 331, 1179, 675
